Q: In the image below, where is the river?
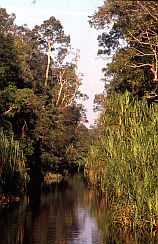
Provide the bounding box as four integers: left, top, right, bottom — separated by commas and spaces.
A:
0, 175, 156, 244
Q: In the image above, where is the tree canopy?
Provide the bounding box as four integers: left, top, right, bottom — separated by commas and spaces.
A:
90, 0, 158, 99
0, 7, 90, 187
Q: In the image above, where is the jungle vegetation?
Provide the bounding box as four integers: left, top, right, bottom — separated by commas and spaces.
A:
85, 0, 158, 233
0, 8, 92, 196
1, 1, 158, 235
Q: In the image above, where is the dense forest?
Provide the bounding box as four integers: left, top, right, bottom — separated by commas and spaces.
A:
85, 0, 158, 234
1, 0, 158, 235
0, 7, 92, 197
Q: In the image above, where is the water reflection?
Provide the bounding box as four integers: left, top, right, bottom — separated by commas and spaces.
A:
1, 175, 157, 244
0, 175, 104, 244
73, 207, 102, 244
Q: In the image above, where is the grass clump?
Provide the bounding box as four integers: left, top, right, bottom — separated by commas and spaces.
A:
85, 91, 158, 233
0, 129, 28, 197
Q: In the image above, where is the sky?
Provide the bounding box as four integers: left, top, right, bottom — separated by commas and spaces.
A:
0, 0, 105, 126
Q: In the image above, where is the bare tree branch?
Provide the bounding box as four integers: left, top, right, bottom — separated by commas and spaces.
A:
45, 39, 52, 86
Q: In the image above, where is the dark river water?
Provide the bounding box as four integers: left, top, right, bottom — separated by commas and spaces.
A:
0, 175, 156, 244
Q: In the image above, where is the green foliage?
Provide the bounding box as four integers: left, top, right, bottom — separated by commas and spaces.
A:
85, 92, 158, 231
0, 8, 15, 34
90, 1, 158, 98
0, 129, 28, 195
0, 7, 88, 193
88, 1, 158, 233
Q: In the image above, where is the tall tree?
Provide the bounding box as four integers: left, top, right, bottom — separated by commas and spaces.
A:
32, 16, 70, 86
0, 8, 87, 176
90, 1, 158, 99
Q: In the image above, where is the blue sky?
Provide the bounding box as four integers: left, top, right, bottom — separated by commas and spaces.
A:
0, 0, 105, 126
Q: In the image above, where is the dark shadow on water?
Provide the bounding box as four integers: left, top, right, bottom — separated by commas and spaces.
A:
0, 175, 158, 244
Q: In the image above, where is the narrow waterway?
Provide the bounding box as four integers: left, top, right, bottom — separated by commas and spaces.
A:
0, 175, 104, 244
0, 175, 156, 244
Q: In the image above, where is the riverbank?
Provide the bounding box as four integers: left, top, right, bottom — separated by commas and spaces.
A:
85, 93, 158, 236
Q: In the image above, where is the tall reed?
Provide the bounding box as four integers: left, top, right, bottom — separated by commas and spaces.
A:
85, 91, 158, 232
0, 129, 28, 195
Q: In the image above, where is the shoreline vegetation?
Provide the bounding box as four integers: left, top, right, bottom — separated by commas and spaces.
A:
44, 172, 63, 184
85, 92, 158, 234
0, 130, 28, 197
84, 0, 158, 237
0, 172, 63, 207
0, 7, 91, 207
1, 0, 158, 239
